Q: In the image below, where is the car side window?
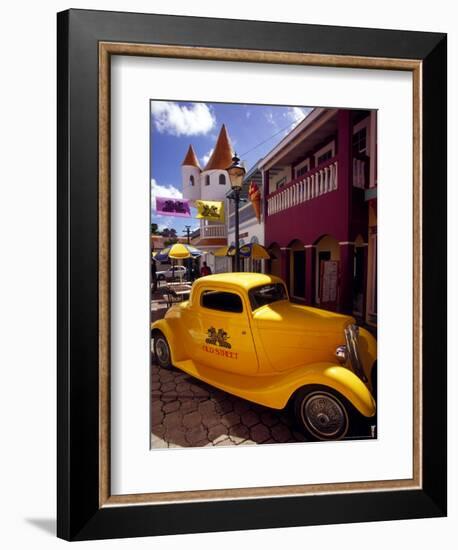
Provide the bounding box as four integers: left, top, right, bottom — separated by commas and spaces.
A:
200, 290, 243, 313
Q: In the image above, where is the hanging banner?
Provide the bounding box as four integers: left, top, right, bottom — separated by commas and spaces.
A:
195, 200, 225, 222
155, 196, 191, 218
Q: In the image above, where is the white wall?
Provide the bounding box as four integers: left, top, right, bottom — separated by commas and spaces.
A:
200, 169, 231, 201
0, 1, 455, 549
229, 224, 265, 247
269, 165, 292, 191
182, 165, 201, 201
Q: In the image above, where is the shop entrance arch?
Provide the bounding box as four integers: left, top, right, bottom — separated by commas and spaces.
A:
289, 239, 306, 300
314, 235, 340, 307
353, 234, 366, 317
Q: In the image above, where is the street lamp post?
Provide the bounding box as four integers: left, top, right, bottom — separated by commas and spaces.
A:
183, 225, 191, 244
226, 153, 246, 272
183, 225, 192, 281
233, 189, 241, 272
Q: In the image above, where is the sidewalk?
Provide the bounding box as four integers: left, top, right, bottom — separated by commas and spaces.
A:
151, 360, 307, 448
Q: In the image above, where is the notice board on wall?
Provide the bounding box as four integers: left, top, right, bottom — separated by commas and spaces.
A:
320, 260, 339, 305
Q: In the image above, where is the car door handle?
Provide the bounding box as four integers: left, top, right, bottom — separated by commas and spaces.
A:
241, 331, 246, 335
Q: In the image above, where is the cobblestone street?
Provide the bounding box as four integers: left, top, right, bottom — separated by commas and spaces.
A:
151, 360, 308, 449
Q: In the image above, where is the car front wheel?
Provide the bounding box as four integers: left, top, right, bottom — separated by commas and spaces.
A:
293, 386, 350, 441
153, 332, 172, 369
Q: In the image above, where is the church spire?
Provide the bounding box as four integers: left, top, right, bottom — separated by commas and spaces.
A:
204, 124, 234, 171
181, 144, 201, 169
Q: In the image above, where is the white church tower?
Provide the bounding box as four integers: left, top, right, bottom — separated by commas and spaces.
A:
181, 144, 201, 202
181, 124, 234, 203
181, 124, 234, 272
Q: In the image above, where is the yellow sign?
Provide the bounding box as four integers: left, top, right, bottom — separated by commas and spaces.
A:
195, 200, 225, 222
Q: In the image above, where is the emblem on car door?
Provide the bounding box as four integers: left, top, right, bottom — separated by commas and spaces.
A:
205, 327, 231, 349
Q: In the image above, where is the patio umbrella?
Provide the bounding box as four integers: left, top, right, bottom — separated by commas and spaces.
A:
239, 243, 271, 260
213, 245, 235, 257
154, 243, 203, 281
213, 243, 271, 260
154, 243, 202, 262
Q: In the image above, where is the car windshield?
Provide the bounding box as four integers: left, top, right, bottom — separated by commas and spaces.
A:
248, 283, 288, 310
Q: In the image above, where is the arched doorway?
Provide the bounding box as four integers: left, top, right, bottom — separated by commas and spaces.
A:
353, 234, 366, 317
315, 235, 340, 308
289, 239, 306, 300
267, 243, 281, 278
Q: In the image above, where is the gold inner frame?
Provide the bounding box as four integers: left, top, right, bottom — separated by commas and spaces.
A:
98, 42, 422, 507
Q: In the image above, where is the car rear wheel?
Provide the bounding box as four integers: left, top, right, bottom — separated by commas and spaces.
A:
293, 386, 350, 441
153, 332, 172, 369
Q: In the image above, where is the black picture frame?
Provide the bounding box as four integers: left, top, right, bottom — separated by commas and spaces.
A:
57, 9, 447, 541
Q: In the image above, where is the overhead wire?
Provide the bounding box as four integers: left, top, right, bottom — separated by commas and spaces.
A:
239, 118, 303, 158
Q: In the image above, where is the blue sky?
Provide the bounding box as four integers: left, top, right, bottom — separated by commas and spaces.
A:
150, 100, 312, 235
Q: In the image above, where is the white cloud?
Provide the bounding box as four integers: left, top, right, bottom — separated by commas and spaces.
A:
265, 111, 277, 127
151, 101, 216, 136
151, 178, 182, 200
285, 106, 312, 127
150, 178, 182, 216
200, 148, 214, 166
156, 218, 176, 232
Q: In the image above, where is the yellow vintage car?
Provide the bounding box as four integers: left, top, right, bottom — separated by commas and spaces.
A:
151, 273, 377, 441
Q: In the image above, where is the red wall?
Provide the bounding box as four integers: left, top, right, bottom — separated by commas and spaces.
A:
265, 110, 368, 248
266, 190, 349, 247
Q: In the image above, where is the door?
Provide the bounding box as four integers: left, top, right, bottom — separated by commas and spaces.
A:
320, 260, 339, 310
317, 250, 331, 303
194, 288, 259, 375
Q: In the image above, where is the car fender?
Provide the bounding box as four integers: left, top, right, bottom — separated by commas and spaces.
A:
270, 362, 376, 417
151, 318, 187, 363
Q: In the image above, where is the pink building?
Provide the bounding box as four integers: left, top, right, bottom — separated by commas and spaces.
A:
261, 108, 377, 325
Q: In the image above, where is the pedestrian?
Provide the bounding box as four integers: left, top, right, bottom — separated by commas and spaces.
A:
191, 260, 199, 281
151, 257, 158, 292
200, 261, 212, 277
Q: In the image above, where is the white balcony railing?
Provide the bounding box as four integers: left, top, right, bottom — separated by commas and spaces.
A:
267, 159, 338, 216
202, 224, 227, 238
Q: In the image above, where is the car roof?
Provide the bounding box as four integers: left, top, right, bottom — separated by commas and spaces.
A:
193, 272, 284, 292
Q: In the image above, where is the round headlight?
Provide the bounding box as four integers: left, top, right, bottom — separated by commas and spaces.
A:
335, 345, 347, 364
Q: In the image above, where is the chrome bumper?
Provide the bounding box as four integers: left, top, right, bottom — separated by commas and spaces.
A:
344, 324, 367, 383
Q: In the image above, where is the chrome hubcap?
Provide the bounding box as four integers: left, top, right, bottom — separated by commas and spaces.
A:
303, 392, 348, 439
155, 338, 169, 365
